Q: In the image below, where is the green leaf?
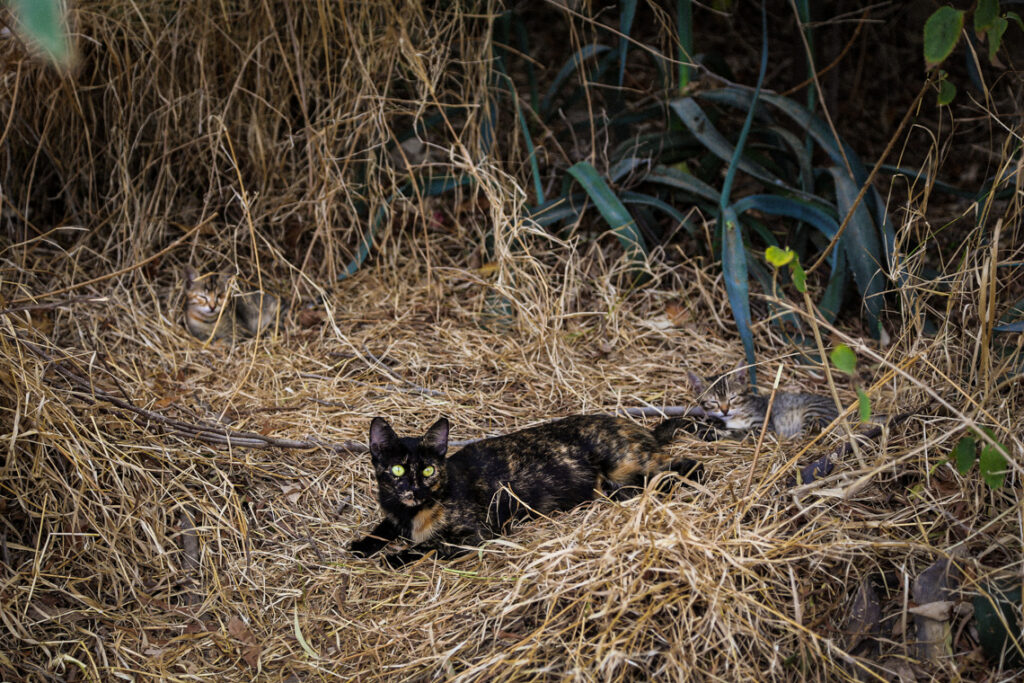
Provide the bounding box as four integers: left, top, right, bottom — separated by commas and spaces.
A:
988, 17, 1008, 63
566, 162, 649, 274
731, 194, 841, 242
619, 191, 698, 234
973, 583, 1024, 666
856, 388, 871, 423
974, 0, 999, 34
617, 0, 638, 88
828, 167, 885, 338
721, 207, 756, 385
541, 44, 612, 118
829, 344, 857, 375
979, 440, 1008, 490
923, 7, 965, 68
765, 246, 794, 267
645, 165, 721, 203
791, 259, 807, 293
1008, 11, 1024, 32
950, 436, 976, 475
11, 0, 69, 63
669, 98, 786, 191
937, 78, 957, 106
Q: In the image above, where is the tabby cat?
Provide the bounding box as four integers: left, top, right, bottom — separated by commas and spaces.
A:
350, 414, 710, 566
183, 266, 281, 342
687, 369, 838, 438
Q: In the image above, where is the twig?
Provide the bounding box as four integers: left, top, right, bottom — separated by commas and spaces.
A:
0, 296, 108, 317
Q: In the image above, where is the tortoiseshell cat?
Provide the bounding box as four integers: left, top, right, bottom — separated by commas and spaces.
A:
183, 266, 281, 342
350, 414, 710, 566
688, 369, 838, 438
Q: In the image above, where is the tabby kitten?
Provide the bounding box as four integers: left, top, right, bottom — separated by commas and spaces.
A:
687, 369, 838, 438
350, 414, 709, 566
183, 266, 281, 342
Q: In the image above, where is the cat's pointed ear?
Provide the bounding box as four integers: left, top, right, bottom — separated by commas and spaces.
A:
368, 417, 398, 462
421, 417, 449, 457
686, 371, 705, 393
184, 265, 198, 286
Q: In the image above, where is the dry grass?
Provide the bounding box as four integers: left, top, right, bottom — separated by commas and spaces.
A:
1, 2, 1023, 681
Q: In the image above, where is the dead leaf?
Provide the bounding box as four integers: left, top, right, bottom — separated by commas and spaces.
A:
297, 308, 327, 328
664, 301, 689, 326
911, 558, 960, 662
908, 600, 954, 621
643, 315, 676, 332
153, 396, 175, 410
845, 577, 882, 654
227, 615, 255, 644
280, 483, 303, 505
241, 644, 261, 668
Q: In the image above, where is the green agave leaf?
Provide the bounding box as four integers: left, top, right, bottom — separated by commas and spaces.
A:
747, 254, 803, 332
669, 98, 786, 190
338, 175, 475, 281
619, 191, 698, 234
611, 130, 698, 165
609, 157, 651, 184
11, 0, 69, 63
818, 247, 848, 323
540, 44, 612, 117
566, 162, 649, 274
677, 0, 693, 90
721, 206, 756, 385
764, 125, 814, 195
527, 193, 587, 227
731, 194, 840, 241
617, 0, 638, 88
646, 164, 721, 203
923, 7, 964, 68
828, 167, 885, 337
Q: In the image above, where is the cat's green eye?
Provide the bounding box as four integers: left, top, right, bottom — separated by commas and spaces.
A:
422, 465, 435, 477
390, 464, 405, 477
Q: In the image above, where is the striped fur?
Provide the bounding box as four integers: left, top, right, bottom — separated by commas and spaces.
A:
687, 370, 838, 439
183, 266, 280, 342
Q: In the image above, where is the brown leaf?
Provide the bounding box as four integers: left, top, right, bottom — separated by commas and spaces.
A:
280, 483, 303, 505
664, 301, 689, 326
845, 577, 882, 654
241, 644, 262, 668
297, 308, 327, 328
227, 615, 255, 645
153, 396, 175, 410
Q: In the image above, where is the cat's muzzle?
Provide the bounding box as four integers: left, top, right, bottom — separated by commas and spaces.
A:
399, 491, 417, 506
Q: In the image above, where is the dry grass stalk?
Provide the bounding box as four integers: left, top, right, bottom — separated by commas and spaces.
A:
0, 2, 1022, 681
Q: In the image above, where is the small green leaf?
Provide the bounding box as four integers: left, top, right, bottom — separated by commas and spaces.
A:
950, 436, 976, 475
988, 17, 1008, 63
790, 259, 807, 293
11, 0, 70, 63
829, 344, 857, 375
765, 246, 794, 267
856, 388, 871, 423
980, 440, 1007, 490
1007, 12, 1024, 32
923, 7, 965, 68
974, 0, 999, 34
937, 78, 957, 106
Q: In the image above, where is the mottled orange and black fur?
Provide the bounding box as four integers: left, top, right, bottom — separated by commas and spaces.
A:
183, 266, 281, 342
350, 414, 710, 566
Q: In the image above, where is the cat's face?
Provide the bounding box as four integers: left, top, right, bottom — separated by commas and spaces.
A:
184, 266, 230, 318
368, 417, 449, 509
688, 370, 759, 429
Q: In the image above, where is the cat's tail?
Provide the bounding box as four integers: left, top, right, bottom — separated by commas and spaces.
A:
653, 416, 723, 445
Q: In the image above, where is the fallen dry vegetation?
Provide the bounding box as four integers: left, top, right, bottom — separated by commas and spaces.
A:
1, 1, 1022, 681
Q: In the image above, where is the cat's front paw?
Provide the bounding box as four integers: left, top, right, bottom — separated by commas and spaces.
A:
382, 549, 428, 568
349, 536, 386, 558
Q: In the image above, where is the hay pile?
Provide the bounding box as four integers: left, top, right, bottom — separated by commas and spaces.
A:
1, 2, 1022, 681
